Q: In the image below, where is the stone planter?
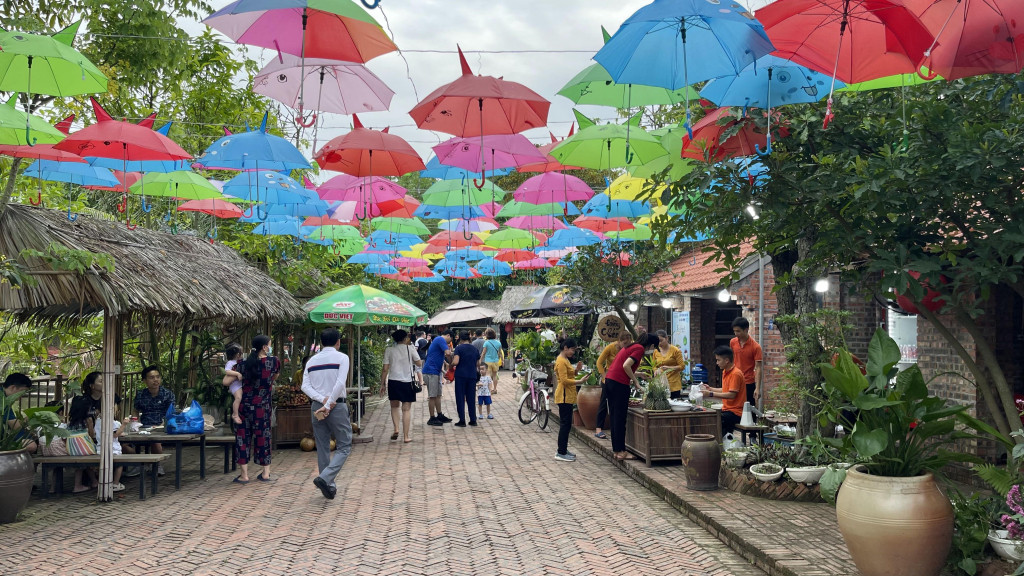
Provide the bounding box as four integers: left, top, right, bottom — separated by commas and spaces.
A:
787, 465, 827, 485
0, 449, 34, 524
575, 386, 603, 429
988, 530, 1024, 562
750, 463, 784, 482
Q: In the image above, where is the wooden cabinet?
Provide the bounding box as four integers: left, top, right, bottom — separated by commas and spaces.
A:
625, 407, 722, 466
272, 405, 312, 448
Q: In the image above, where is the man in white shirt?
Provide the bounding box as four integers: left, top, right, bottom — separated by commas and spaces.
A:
300, 327, 352, 500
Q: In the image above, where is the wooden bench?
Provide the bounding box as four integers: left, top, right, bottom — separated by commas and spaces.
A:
35, 454, 171, 500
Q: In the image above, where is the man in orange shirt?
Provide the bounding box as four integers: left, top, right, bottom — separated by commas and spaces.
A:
701, 346, 745, 434
730, 317, 763, 408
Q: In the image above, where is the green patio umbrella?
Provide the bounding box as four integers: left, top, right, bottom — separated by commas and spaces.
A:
629, 123, 694, 181
0, 97, 65, 145
838, 70, 941, 92
371, 216, 430, 236
312, 224, 363, 242
550, 110, 666, 170
130, 172, 224, 199
484, 228, 542, 250
422, 179, 505, 207
496, 199, 576, 218
605, 224, 651, 241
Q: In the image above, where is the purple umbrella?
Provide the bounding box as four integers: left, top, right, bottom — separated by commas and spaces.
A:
432, 134, 546, 174
513, 171, 595, 205
253, 56, 394, 118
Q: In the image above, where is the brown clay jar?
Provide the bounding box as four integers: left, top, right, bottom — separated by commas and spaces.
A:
681, 434, 721, 491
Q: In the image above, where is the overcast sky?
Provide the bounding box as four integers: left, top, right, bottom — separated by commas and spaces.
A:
183, 0, 772, 166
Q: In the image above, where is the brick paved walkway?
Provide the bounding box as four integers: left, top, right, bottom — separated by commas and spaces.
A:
2, 382, 763, 576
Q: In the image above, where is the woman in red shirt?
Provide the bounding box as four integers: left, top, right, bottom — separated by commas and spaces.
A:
604, 332, 658, 460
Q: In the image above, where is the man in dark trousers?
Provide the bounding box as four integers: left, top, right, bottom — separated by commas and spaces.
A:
300, 328, 352, 500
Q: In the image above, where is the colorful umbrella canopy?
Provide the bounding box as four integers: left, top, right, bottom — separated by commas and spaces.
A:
607, 174, 664, 202
377, 195, 421, 218
484, 228, 543, 250
203, 0, 397, 63
514, 172, 595, 205
681, 107, 768, 161
700, 55, 843, 108
514, 258, 552, 270
303, 215, 358, 227
314, 115, 424, 176
497, 199, 580, 218
414, 203, 487, 220
409, 47, 550, 137
580, 195, 651, 218
349, 251, 394, 265
24, 159, 119, 187
267, 199, 331, 217
907, 0, 1024, 80
593, 0, 775, 118
365, 231, 421, 251
427, 231, 484, 249
311, 224, 363, 242
838, 70, 940, 92
422, 178, 505, 206
305, 284, 429, 326
371, 216, 430, 236
628, 123, 694, 181
506, 215, 569, 230
83, 170, 141, 192
391, 257, 431, 268
444, 248, 489, 262
479, 201, 502, 218
475, 257, 512, 276
0, 99, 67, 146
318, 173, 406, 202
222, 170, 317, 204
550, 110, 666, 169
517, 130, 582, 173
545, 226, 605, 248
0, 26, 108, 96
438, 218, 498, 233
327, 201, 358, 222
130, 171, 223, 199
178, 198, 244, 218
194, 113, 310, 170
573, 216, 636, 234
87, 121, 190, 173
55, 98, 190, 162
252, 218, 314, 237
365, 263, 400, 275
419, 155, 512, 180
510, 285, 591, 319
253, 55, 394, 115
432, 134, 546, 172
0, 142, 83, 162
605, 224, 652, 241
413, 272, 445, 283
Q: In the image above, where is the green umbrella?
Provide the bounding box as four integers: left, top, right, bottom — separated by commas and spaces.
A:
313, 224, 363, 241
371, 216, 430, 236
305, 284, 429, 326
497, 199, 575, 218
838, 69, 941, 92
551, 110, 666, 170
629, 123, 694, 181
422, 179, 505, 206
130, 172, 223, 199
484, 228, 541, 250
558, 27, 698, 109
332, 238, 366, 256
605, 224, 651, 241
0, 25, 108, 97
0, 97, 65, 145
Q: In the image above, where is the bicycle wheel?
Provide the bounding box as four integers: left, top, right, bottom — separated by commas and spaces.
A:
518, 391, 538, 424
536, 392, 549, 430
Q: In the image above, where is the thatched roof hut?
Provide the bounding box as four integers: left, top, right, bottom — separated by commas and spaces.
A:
0, 204, 303, 323
493, 285, 544, 325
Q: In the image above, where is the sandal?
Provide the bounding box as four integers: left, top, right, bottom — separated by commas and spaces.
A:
594, 432, 607, 439
614, 453, 636, 461
232, 475, 249, 484
390, 432, 399, 441
256, 473, 276, 482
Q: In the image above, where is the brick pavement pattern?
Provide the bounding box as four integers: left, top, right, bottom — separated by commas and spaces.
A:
1, 380, 762, 576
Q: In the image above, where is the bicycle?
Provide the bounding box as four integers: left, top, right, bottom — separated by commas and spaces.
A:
513, 359, 549, 430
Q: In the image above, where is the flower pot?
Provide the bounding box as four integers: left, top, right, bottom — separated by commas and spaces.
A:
750, 463, 784, 482
680, 434, 721, 491
724, 450, 748, 468
0, 449, 34, 524
988, 530, 1024, 562
575, 386, 603, 429
836, 466, 953, 576
787, 465, 827, 485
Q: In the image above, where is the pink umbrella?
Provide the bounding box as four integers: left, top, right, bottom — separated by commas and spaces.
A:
327, 201, 358, 222
432, 134, 546, 173
318, 174, 406, 202
514, 257, 552, 270
513, 172, 594, 204
253, 56, 394, 118
518, 128, 582, 173
506, 215, 568, 230
392, 257, 431, 267
479, 201, 502, 218
177, 198, 244, 218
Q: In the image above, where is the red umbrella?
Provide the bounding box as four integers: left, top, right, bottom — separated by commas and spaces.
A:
518, 128, 583, 173
380, 272, 413, 283
0, 143, 86, 163
907, 0, 1024, 80
574, 216, 636, 234
404, 265, 437, 279
377, 195, 420, 218
758, 0, 934, 126
426, 231, 483, 249
409, 46, 549, 138
680, 107, 768, 161
314, 114, 424, 177
55, 98, 192, 161
494, 249, 538, 263
83, 170, 142, 192
178, 198, 244, 219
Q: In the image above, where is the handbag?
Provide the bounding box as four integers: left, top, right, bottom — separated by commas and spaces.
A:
66, 430, 97, 456
408, 346, 423, 394
39, 435, 68, 457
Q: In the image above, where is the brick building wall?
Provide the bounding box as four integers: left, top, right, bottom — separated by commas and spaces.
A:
728, 264, 783, 401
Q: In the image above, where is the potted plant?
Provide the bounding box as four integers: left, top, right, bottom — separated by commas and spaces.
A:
817, 328, 982, 576
989, 485, 1024, 563
786, 434, 834, 485
724, 447, 749, 468
750, 462, 784, 482
1, 390, 67, 523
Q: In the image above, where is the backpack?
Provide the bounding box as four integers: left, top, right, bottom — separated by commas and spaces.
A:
416, 338, 429, 360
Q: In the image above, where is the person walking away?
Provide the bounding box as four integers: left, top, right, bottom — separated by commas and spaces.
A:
300, 328, 352, 500
234, 335, 280, 484
701, 346, 745, 435
222, 345, 245, 425
553, 338, 586, 462
481, 328, 503, 395
604, 332, 657, 461
451, 330, 481, 427
594, 332, 632, 439
416, 331, 430, 360
134, 366, 174, 476
729, 317, 763, 407
381, 329, 422, 443
476, 364, 493, 419
423, 331, 454, 426
653, 330, 686, 399
471, 330, 485, 355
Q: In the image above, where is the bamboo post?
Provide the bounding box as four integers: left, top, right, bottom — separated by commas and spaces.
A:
98, 313, 121, 502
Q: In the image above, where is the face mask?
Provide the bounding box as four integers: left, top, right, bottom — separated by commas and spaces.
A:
267, 346, 273, 355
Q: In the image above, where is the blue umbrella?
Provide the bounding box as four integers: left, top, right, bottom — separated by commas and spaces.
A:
25, 160, 120, 187
252, 218, 315, 237
420, 155, 512, 180
475, 257, 512, 277
594, 0, 774, 135
545, 225, 605, 249
444, 248, 489, 262
193, 113, 310, 171
581, 194, 651, 218
365, 264, 399, 276
413, 204, 487, 220
348, 252, 394, 265
266, 199, 330, 217
365, 231, 421, 251
222, 170, 317, 204
413, 272, 445, 283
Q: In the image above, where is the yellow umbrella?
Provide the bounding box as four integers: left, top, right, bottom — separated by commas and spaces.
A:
608, 174, 664, 204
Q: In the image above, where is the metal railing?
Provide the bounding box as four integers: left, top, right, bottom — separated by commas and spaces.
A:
16, 372, 142, 420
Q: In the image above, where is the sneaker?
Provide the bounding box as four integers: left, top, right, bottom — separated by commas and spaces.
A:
454, 421, 467, 427
554, 453, 576, 462
157, 464, 165, 477
427, 417, 443, 427
487, 414, 494, 419
313, 477, 335, 500
438, 413, 453, 423
123, 467, 141, 478
468, 421, 478, 426
567, 451, 576, 458
112, 483, 125, 492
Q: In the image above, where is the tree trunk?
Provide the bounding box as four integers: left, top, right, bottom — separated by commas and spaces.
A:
0, 157, 24, 215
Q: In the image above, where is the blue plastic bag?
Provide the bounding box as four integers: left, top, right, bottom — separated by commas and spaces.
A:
165, 399, 205, 434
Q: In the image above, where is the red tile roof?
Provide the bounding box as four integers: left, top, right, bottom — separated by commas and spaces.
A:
649, 242, 755, 294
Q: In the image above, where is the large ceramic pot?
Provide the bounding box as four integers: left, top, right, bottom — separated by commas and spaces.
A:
680, 434, 721, 491
836, 466, 953, 576
575, 386, 603, 429
0, 449, 34, 524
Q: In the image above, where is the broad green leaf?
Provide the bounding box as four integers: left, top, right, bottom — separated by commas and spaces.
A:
852, 427, 888, 458
852, 395, 902, 410
894, 364, 927, 401
819, 362, 866, 402
820, 467, 847, 504
866, 328, 901, 378
911, 419, 954, 440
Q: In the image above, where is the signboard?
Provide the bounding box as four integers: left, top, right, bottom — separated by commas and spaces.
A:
597, 315, 625, 343
672, 311, 690, 361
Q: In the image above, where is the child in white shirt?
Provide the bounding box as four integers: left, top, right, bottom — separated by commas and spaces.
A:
94, 416, 130, 492
477, 364, 494, 419
222, 345, 244, 425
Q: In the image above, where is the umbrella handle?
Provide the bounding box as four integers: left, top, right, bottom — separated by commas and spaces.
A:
360, 0, 380, 8
822, 98, 834, 130
624, 143, 634, 164
117, 196, 127, 213
141, 196, 154, 213
755, 135, 772, 157
29, 191, 43, 206
241, 206, 252, 218
916, 55, 938, 81
207, 228, 219, 241
125, 215, 137, 231
24, 125, 38, 148
472, 178, 486, 190
66, 206, 78, 222
255, 205, 269, 220
296, 111, 317, 128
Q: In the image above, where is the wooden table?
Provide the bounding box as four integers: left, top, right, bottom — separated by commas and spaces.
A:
734, 423, 770, 446
624, 407, 722, 466
121, 432, 204, 489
